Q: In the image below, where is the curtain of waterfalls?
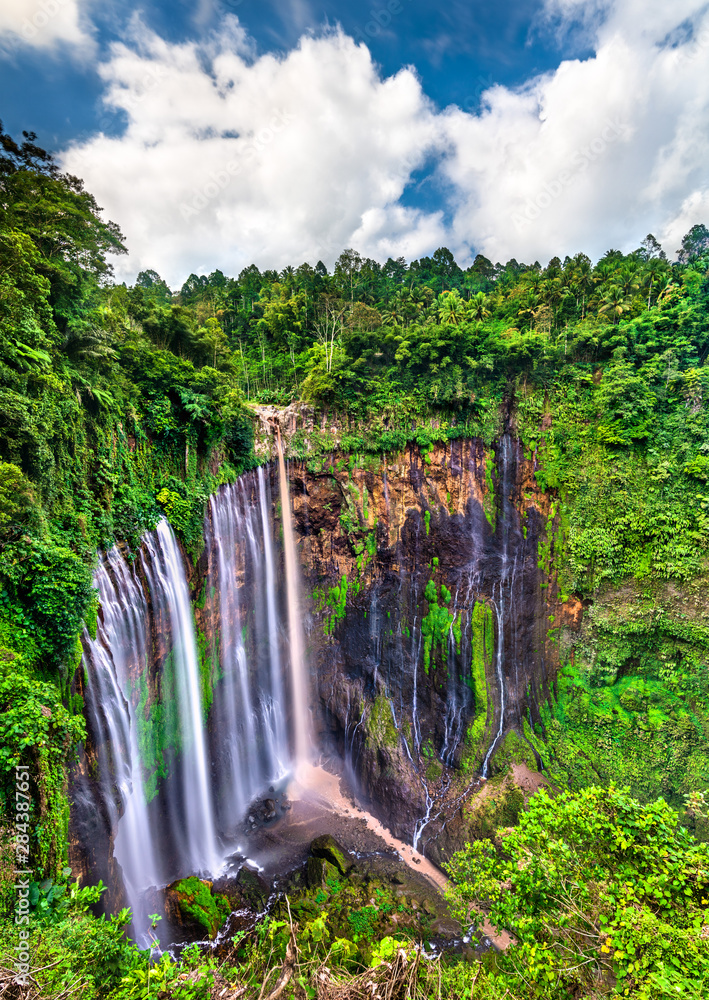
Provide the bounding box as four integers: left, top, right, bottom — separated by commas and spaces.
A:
81, 548, 159, 942
142, 521, 220, 876
207, 472, 292, 837
81, 465, 309, 928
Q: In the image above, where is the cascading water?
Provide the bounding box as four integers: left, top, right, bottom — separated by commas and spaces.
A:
481, 587, 506, 777
142, 520, 220, 875
206, 472, 295, 834
276, 431, 311, 767
77, 432, 540, 918
81, 548, 159, 942
257, 465, 289, 765
481, 434, 516, 778
208, 483, 258, 833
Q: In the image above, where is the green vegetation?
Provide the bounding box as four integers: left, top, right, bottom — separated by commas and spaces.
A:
5, 788, 706, 999
463, 601, 494, 767
531, 590, 709, 811
169, 877, 231, 939
315, 573, 349, 636
421, 578, 454, 675
365, 693, 399, 752
2, 122, 709, 998
446, 784, 709, 999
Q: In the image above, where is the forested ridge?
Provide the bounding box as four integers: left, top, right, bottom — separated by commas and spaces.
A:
2, 124, 709, 999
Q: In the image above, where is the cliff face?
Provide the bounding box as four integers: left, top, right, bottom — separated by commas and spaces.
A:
69, 434, 581, 898
282, 437, 580, 860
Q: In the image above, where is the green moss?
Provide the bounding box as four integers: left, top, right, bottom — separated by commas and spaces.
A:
426, 760, 443, 781
317, 574, 349, 637
528, 586, 709, 811
483, 449, 496, 530
84, 591, 99, 642
490, 729, 538, 773
462, 602, 495, 770
366, 694, 399, 752
196, 627, 217, 721
421, 579, 455, 675
171, 877, 231, 938
460, 773, 525, 839
134, 650, 182, 802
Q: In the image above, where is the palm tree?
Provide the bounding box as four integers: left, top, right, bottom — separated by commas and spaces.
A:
468, 291, 490, 321
437, 289, 465, 325
599, 284, 631, 324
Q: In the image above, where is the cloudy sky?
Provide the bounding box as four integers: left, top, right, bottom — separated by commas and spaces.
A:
2, 0, 709, 286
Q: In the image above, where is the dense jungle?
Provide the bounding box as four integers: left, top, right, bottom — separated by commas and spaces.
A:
2, 122, 709, 1000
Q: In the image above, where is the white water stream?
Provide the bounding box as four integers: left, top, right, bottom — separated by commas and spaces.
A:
276, 431, 311, 769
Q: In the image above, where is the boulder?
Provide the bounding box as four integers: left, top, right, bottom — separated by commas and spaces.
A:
309, 834, 353, 876
165, 877, 231, 939
306, 855, 340, 889
236, 863, 270, 909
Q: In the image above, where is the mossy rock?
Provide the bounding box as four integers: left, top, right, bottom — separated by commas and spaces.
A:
425, 760, 443, 782
306, 856, 339, 889
289, 896, 321, 920
167, 877, 231, 939
309, 835, 353, 876
462, 776, 525, 840
236, 864, 269, 909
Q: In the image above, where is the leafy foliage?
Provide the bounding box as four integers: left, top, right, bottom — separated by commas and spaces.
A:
445, 785, 709, 998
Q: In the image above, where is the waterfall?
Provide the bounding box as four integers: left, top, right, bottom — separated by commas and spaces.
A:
81, 459, 316, 929
276, 432, 311, 767
481, 434, 514, 777
257, 466, 289, 765
142, 520, 220, 875
207, 473, 292, 834
481, 587, 506, 777
81, 548, 159, 942
76, 432, 534, 922
208, 483, 258, 832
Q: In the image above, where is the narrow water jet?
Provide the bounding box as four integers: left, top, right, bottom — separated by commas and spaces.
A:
481, 434, 514, 777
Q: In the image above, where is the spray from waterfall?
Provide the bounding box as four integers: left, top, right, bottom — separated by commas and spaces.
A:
275, 428, 311, 768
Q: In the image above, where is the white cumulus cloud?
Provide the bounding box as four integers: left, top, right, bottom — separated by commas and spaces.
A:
62, 17, 445, 286
439, 0, 709, 264
0, 0, 93, 53
60, 0, 709, 284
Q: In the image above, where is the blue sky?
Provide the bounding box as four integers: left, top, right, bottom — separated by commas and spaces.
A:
2, 2, 574, 149
1, 1, 708, 284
